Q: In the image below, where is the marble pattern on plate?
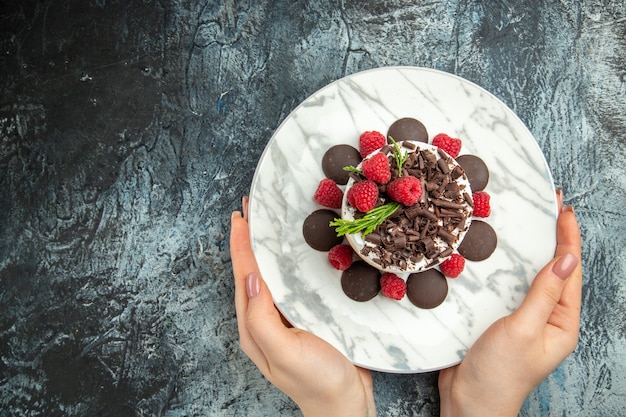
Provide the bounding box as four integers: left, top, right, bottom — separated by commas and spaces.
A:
249, 67, 557, 373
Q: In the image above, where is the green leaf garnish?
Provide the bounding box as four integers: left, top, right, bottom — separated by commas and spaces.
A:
330, 202, 401, 237
343, 165, 363, 176
389, 136, 408, 176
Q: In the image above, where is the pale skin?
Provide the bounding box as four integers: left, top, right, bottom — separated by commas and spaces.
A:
230, 196, 376, 417
229, 190, 582, 417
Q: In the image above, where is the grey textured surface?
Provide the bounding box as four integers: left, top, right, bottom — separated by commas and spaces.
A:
0, 1, 624, 416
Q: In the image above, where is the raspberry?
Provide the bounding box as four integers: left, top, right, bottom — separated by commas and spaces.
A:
432, 133, 462, 158
472, 191, 491, 217
380, 273, 406, 300
328, 244, 354, 270
359, 131, 386, 158
313, 178, 343, 209
347, 180, 378, 212
386, 175, 422, 206
440, 254, 465, 278
361, 152, 391, 184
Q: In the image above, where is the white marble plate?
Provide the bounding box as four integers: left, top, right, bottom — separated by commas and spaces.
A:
248, 66, 557, 373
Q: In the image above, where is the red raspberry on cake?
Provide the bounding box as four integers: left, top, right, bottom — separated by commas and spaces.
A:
440, 254, 465, 278
361, 152, 391, 184
386, 175, 422, 206
472, 191, 491, 217
347, 180, 378, 212
328, 244, 354, 270
432, 133, 462, 158
359, 131, 386, 158
380, 272, 406, 300
313, 178, 343, 209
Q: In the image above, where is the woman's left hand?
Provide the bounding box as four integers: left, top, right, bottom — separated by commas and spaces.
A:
230, 197, 376, 417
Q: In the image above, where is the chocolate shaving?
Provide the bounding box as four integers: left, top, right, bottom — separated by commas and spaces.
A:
418, 209, 438, 222
432, 199, 466, 210
419, 237, 435, 252
365, 233, 382, 245
425, 181, 438, 192
402, 141, 417, 151
437, 228, 456, 245
404, 205, 421, 219
464, 192, 474, 207
439, 208, 463, 218
451, 166, 464, 179
394, 236, 407, 249
437, 158, 450, 174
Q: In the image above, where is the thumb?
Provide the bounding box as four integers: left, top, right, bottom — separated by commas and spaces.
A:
245, 272, 295, 363
514, 252, 579, 328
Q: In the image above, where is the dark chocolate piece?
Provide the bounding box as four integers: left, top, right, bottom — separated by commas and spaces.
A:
387, 117, 428, 143
341, 261, 381, 301
406, 269, 448, 309
456, 154, 489, 192
457, 220, 497, 261
322, 144, 362, 185
302, 209, 343, 251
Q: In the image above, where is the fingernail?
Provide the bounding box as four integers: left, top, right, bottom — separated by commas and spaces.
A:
231, 211, 243, 221
563, 205, 574, 214
246, 272, 260, 298
242, 196, 249, 221
552, 252, 578, 280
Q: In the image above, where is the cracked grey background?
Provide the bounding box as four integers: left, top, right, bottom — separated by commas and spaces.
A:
1, 1, 624, 416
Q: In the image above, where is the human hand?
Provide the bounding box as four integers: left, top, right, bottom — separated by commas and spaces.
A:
230, 197, 376, 417
438, 191, 582, 417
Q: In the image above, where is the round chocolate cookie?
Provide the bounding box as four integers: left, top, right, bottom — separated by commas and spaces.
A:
341, 261, 381, 301
322, 144, 362, 185
406, 269, 448, 309
387, 117, 428, 143
457, 220, 497, 261
303, 209, 343, 251
456, 154, 489, 192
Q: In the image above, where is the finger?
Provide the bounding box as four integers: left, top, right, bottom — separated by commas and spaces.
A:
553, 206, 582, 312
237, 195, 292, 328
513, 203, 581, 328
513, 252, 578, 329
242, 195, 249, 221
230, 211, 268, 367
245, 272, 298, 374
230, 211, 258, 315
554, 206, 581, 258
556, 189, 563, 213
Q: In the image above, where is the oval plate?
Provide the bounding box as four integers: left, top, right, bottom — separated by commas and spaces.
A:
248, 66, 557, 373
